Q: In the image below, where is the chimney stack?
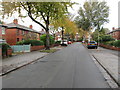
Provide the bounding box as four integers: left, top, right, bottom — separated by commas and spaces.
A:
29, 25, 33, 29
13, 19, 18, 24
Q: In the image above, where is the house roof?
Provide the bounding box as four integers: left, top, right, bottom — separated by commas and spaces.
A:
0, 23, 41, 34
107, 28, 120, 34
39, 29, 46, 35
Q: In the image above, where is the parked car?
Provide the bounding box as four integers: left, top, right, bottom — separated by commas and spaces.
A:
68, 41, 72, 44
82, 41, 85, 43
61, 40, 68, 46
87, 41, 98, 49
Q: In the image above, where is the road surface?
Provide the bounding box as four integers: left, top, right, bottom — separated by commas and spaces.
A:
2, 42, 110, 88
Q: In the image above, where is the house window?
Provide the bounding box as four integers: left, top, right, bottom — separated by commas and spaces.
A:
26, 31, 28, 34
17, 30, 20, 35
17, 38, 19, 42
22, 30, 25, 35
2, 27, 5, 35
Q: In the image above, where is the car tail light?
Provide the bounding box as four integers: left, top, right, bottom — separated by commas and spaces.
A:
95, 43, 97, 45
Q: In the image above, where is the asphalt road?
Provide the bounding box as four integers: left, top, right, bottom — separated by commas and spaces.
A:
2, 42, 110, 88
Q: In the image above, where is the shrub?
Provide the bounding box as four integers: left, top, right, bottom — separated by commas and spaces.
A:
101, 40, 120, 48
16, 40, 44, 46
113, 40, 120, 48
16, 40, 24, 45
100, 35, 114, 42
77, 37, 83, 42
40, 34, 55, 46
1, 43, 11, 56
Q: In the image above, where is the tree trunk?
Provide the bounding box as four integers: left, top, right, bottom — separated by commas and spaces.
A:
61, 27, 64, 44
45, 28, 50, 50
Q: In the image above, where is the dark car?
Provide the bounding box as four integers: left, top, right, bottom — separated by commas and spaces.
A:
87, 41, 98, 49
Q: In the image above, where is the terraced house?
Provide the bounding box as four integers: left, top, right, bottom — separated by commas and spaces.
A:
108, 27, 120, 40
0, 19, 41, 45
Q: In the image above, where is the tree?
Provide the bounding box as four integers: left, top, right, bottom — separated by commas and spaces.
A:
0, 20, 4, 24
24, 32, 38, 40
40, 34, 54, 47
75, 1, 109, 32
1, 2, 73, 49
91, 28, 111, 42
51, 16, 78, 41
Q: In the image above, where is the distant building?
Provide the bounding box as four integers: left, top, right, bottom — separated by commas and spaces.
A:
39, 29, 46, 35
0, 19, 41, 45
107, 27, 120, 40
55, 31, 62, 41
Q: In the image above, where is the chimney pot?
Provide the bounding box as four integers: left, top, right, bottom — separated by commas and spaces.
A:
29, 25, 33, 29
13, 19, 18, 24
112, 27, 115, 30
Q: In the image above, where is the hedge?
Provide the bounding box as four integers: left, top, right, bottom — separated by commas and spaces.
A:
112, 40, 120, 48
101, 40, 120, 48
100, 35, 115, 42
16, 40, 44, 46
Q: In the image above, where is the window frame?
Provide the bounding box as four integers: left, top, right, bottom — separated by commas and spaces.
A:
2, 27, 5, 35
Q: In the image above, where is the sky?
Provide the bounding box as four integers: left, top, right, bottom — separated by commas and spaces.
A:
1, 0, 120, 32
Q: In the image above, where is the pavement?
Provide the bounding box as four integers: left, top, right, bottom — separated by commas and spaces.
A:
2, 42, 110, 88
88, 47, 119, 87
0, 45, 63, 75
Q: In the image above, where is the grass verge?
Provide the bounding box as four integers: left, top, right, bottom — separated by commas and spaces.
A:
40, 49, 58, 53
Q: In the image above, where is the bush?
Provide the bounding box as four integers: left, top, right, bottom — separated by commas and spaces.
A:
16, 40, 44, 46
113, 40, 120, 48
100, 35, 114, 42
101, 40, 120, 48
1, 43, 11, 56
16, 40, 24, 45
40, 34, 55, 46
78, 37, 83, 42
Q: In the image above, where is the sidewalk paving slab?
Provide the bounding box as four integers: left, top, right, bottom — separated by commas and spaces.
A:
92, 50, 119, 85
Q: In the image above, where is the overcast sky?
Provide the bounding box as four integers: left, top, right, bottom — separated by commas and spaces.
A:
1, 0, 120, 31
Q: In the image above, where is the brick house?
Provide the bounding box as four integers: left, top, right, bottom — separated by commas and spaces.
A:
0, 19, 41, 45
107, 28, 120, 40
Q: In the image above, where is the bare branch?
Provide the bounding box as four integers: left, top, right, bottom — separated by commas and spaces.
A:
26, 2, 46, 30
20, 2, 29, 12
40, 12, 47, 23
28, 13, 46, 30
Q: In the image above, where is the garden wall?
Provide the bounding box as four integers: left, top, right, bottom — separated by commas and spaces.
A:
31, 45, 45, 51
99, 43, 120, 51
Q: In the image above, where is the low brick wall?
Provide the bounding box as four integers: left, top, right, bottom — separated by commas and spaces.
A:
31, 45, 45, 51
53, 44, 60, 47
7, 49, 12, 56
99, 43, 120, 51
